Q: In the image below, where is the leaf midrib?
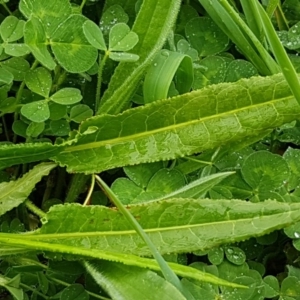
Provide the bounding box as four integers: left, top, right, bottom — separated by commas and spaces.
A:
19, 209, 296, 239
63, 95, 296, 153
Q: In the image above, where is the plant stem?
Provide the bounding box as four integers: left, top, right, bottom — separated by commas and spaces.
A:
94, 175, 185, 295
1, 2, 12, 15
95, 52, 109, 113
79, 0, 87, 12
25, 199, 47, 219
83, 175, 95, 206
2, 116, 10, 141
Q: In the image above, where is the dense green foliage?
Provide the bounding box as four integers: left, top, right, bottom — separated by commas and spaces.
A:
2, 0, 300, 299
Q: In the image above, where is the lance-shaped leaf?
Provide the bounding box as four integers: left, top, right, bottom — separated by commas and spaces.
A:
0, 143, 64, 170
84, 261, 186, 300
0, 234, 243, 288
23, 199, 300, 256
98, 0, 182, 114
0, 162, 56, 216
53, 73, 300, 174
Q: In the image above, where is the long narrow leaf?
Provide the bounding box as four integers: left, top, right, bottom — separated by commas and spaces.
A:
253, 0, 300, 106
53, 73, 300, 173
0, 163, 57, 216
20, 199, 300, 256
198, 0, 279, 75
0, 234, 245, 288
98, 0, 182, 114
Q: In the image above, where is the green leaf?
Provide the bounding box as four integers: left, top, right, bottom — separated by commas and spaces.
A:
60, 284, 89, 300
111, 178, 144, 204
1, 57, 30, 81
241, 151, 290, 193
4, 43, 30, 57
198, 0, 279, 75
280, 277, 300, 299
98, 0, 182, 114
109, 23, 139, 51
0, 68, 13, 85
108, 51, 139, 62
225, 60, 258, 82
53, 73, 300, 174
0, 97, 18, 114
84, 261, 186, 300
263, 275, 279, 298
224, 246, 246, 265
25, 67, 52, 98
185, 17, 229, 56
100, 4, 129, 36
51, 15, 98, 73
124, 162, 164, 188
0, 274, 24, 300
24, 199, 300, 256
83, 20, 107, 51
70, 104, 93, 123
24, 17, 56, 70
12, 120, 28, 138
19, 0, 72, 37
50, 120, 70, 136
143, 50, 193, 103
49, 102, 67, 120
0, 16, 25, 42
21, 100, 50, 122
147, 168, 186, 194
50, 88, 82, 105
152, 172, 235, 201
0, 162, 56, 216
0, 234, 243, 289
26, 122, 45, 137
176, 39, 198, 61
278, 22, 300, 50
208, 247, 224, 265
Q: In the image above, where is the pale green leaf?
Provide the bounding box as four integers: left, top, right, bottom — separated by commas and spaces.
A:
51, 15, 98, 73
25, 67, 52, 98
24, 17, 56, 70
21, 100, 50, 122
83, 20, 107, 51
50, 88, 82, 105
143, 49, 193, 103
109, 23, 139, 51
98, 0, 182, 114
26, 199, 300, 256
53, 73, 300, 174
84, 261, 186, 300
0, 234, 243, 288
0, 162, 56, 216
151, 172, 235, 202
